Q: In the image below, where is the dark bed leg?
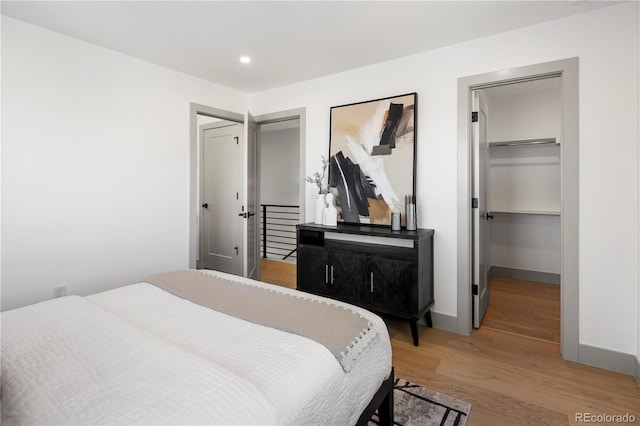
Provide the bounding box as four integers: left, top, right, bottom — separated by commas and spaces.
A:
376, 371, 394, 426
355, 368, 395, 426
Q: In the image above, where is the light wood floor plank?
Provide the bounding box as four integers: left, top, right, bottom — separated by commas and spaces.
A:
483, 277, 561, 343
260, 259, 296, 289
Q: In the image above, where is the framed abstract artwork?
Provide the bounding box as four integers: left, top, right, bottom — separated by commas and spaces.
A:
328, 93, 417, 225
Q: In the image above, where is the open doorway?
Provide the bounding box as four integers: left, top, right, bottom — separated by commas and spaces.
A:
254, 109, 306, 289
189, 104, 304, 288
457, 58, 579, 362
473, 78, 562, 347
258, 118, 300, 288
259, 119, 300, 263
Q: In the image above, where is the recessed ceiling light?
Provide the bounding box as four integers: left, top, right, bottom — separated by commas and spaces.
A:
240, 56, 251, 64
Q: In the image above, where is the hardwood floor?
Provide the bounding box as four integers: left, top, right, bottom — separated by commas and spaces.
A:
387, 319, 640, 425
483, 276, 561, 344
260, 260, 640, 425
261, 258, 296, 289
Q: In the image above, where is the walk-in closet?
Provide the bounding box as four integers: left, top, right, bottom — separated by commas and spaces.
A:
479, 77, 562, 345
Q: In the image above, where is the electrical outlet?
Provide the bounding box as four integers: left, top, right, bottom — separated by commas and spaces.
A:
52, 284, 66, 299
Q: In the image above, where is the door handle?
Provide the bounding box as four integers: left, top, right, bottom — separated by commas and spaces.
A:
486, 212, 494, 220
202, 203, 208, 208
238, 212, 256, 219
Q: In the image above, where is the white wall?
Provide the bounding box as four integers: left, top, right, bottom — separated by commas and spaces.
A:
1, 16, 248, 310
486, 86, 562, 144
486, 85, 561, 274
490, 213, 561, 274
249, 3, 639, 356
260, 127, 300, 205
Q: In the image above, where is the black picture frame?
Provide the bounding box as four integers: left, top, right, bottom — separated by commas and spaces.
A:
328, 93, 417, 226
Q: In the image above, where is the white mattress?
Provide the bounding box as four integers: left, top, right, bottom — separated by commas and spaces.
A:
1, 270, 392, 425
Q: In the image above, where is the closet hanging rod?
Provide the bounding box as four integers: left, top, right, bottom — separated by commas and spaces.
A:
489, 138, 557, 148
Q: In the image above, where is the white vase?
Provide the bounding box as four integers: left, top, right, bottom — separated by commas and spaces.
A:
323, 193, 338, 226
314, 194, 327, 224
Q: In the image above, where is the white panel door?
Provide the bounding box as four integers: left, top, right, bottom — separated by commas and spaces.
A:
473, 90, 490, 328
201, 123, 243, 275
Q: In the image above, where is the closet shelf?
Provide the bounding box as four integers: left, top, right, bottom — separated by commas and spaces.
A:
489, 209, 560, 216
488, 138, 557, 148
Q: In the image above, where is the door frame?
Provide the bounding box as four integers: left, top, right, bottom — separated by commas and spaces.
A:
190, 104, 306, 274
456, 58, 579, 362
189, 103, 244, 269
244, 111, 258, 279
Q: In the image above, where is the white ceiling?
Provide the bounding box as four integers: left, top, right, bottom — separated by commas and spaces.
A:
1, 1, 619, 93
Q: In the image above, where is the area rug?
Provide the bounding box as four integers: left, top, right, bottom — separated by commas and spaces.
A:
369, 378, 472, 426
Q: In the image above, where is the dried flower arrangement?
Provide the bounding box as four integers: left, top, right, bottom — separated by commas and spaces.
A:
305, 155, 329, 194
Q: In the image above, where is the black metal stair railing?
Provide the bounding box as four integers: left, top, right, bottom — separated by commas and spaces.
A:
261, 204, 299, 261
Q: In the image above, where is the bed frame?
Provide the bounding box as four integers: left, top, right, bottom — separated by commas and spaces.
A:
356, 367, 395, 426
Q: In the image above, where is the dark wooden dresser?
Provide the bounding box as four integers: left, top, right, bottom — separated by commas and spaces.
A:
296, 223, 434, 346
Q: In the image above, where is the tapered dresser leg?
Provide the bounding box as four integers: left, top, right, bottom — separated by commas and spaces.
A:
410, 320, 419, 346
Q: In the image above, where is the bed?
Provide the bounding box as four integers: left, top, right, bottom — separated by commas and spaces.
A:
1, 269, 393, 425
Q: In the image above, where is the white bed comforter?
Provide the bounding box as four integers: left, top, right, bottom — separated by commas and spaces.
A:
1, 270, 392, 425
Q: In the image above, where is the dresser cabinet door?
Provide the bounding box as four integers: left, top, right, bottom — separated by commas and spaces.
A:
369, 256, 417, 314
297, 245, 330, 296
298, 246, 367, 304
329, 250, 368, 304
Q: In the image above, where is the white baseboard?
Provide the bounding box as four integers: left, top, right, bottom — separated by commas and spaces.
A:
579, 343, 637, 377
489, 265, 560, 285
423, 311, 458, 333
